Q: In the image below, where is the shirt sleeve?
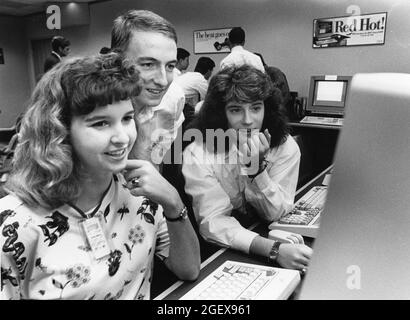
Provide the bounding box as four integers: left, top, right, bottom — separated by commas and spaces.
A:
182, 143, 258, 254
253, 56, 266, 73
246, 135, 300, 222
220, 56, 231, 71
195, 76, 209, 100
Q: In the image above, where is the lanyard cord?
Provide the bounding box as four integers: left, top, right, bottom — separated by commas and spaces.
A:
67, 179, 113, 219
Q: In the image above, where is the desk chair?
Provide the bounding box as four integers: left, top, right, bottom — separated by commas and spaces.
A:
293, 134, 314, 188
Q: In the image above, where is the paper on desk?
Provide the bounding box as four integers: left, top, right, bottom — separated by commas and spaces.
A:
322, 174, 332, 186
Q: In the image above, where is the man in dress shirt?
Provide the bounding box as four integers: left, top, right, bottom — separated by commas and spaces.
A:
43, 36, 70, 73
220, 27, 264, 72
111, 10, 185, 165
174, 57, 215, 106
174, 48, 190, 78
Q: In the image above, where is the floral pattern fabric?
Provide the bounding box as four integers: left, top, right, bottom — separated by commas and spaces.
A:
0, 175, 169, 300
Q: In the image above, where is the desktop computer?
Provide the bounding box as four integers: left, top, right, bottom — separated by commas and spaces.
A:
299, 75, 352, 126
298, 73, 410, 299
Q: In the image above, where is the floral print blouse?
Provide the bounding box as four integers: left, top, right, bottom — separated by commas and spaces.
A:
0, 174, 170, 300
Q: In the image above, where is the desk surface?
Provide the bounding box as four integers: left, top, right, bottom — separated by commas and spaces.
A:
289, 121, 342, 130
155, 165, 333, 300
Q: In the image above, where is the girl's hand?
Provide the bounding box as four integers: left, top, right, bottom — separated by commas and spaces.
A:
276, 243, 313, 271
239, 129, 271, 174
123, 159, 181, 213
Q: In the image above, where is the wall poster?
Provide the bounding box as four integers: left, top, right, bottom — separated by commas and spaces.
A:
193, 28, 233, 54
313, 12, 387, 48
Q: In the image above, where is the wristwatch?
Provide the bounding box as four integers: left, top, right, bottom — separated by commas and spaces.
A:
248, 158, 269, 180
164, 206, 188, 222
268, 241, 282, 263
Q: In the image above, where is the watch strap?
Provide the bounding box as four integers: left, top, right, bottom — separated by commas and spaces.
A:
268, 240, 282, 262
164, 206, 188, 222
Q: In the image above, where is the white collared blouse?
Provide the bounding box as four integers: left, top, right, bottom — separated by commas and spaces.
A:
182, 135, 300, 253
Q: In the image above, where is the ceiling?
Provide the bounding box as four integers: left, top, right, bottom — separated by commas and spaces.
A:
0, 0, 101, 17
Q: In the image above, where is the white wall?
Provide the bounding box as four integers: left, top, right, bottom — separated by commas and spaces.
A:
0, 16, 31, 127
136, 0, 410, 96
26, 0, 410, 95
2, 0, 410, 126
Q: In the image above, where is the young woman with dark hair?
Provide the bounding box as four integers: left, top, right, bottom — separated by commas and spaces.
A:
183, 65, 312, 271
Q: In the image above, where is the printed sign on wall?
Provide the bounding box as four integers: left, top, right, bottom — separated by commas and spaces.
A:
313, 12, 387, 48
193, 28, 233, 54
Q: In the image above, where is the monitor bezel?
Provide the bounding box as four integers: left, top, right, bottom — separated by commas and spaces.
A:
307, 75, 352, 116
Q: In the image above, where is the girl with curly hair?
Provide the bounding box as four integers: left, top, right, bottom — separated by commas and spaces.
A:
0, 52, 199, 300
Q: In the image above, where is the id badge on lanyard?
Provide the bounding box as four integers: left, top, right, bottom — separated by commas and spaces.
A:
80, 214, 110, 260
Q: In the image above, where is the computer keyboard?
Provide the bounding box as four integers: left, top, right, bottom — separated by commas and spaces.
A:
269, 186, 328, 238
180, 260, 300, 300
300, 116, 343, 126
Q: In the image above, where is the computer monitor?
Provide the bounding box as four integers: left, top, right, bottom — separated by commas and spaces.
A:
298, 73, 410, 299
306, 75, 352, 116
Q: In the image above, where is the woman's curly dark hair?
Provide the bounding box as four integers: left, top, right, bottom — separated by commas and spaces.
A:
188, 65, 289, 151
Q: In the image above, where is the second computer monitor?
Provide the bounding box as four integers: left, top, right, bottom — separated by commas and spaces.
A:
307, 75, 352, 116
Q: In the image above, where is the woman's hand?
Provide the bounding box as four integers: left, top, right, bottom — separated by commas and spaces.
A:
123, 159, 182, 213
124, 160, 200, 281
238, 129, 271, 170
276, 243, 313, 271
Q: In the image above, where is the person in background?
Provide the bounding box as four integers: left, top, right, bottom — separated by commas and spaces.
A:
174, 48, 190, 78
183, 65, 312, 271
0, 52, 200, 300
44, 36, 71, 73
220, 27, 264, 72
254, 52, 291, 111
0, 114, 23, 197
174, 57, 215, 130
111, 10, 185, 166
174, 57, 215, 107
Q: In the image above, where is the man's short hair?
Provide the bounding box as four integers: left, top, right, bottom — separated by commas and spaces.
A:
194, 57, 215, 75
228, 27, 245, 45
177, 48, 190, 61
51, 36, 70, 52
111, 9, 177, 51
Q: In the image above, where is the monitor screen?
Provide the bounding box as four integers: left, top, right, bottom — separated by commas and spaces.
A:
307, 75, 352, 116
315, 81, 344, 102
